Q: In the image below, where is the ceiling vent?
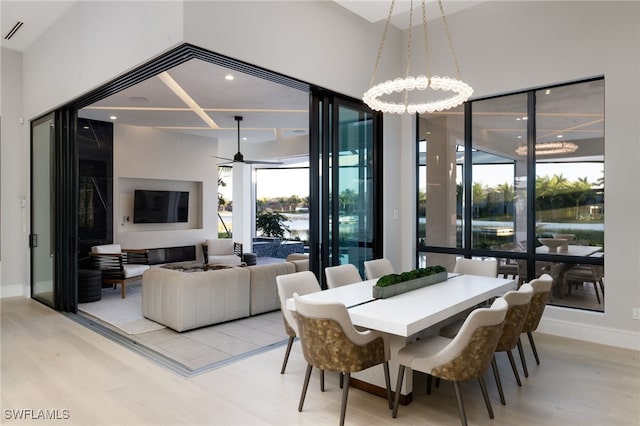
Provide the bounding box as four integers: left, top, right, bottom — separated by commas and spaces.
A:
4, 21, 24, 40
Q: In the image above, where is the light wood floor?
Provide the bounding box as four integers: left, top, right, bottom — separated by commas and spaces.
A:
2, 297, 638, 425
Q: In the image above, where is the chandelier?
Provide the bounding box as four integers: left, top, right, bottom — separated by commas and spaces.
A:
515, 141, 579, 156
363, 0, 473, 115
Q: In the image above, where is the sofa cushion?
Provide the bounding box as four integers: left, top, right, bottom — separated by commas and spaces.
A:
91, 244, 122, 254
206, 239, 234, 255
248, 262, 295, 315
207, 254, 242, 265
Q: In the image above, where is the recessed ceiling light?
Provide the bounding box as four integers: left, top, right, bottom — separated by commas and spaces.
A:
557, 134, 563, 139
129, 96, 149, 103
517, 135, 523, 139
545, 89, 551, 95
110, 116, 117, 120
225, 74, 234, 81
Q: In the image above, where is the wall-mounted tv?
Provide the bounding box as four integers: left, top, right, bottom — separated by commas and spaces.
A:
133, 190, 189, 224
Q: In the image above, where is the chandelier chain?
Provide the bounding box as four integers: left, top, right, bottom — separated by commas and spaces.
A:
404, 0, 414, 106
421, 0, 431, 79
362, 0, 473, 114
368, 0, 397, 90
437, 0, 463, 80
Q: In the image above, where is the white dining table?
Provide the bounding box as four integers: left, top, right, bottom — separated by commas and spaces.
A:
287, 273, 516, 401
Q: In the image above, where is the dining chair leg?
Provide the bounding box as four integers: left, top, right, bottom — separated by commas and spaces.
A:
339, 372, 343, 389
527, 331, 540, 365
478, 376, 494, 419
298, 364, 313, 412
392, 365, 405, 418
320, 370, 325, 392
427, 374, 433, 395
593, 282, 601, 304
517, 337, 529, 377
452, 381, 468, 426
383, 361, 393, 409
491, 356, 506, 405
339, 372, 350, 426
280, 336, 295, 374
507, 349, 522, 386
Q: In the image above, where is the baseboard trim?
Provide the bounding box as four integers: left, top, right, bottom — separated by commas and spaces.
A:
0, 284, 27, 298
538, 317, 640, 351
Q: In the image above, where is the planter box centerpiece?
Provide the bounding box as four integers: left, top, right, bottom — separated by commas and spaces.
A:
373, 265, 448, 299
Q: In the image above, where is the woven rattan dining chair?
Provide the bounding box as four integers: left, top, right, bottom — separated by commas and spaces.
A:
275, 271, 321, 375
563, 263, 604, 304
517, 274, 553, 375
392, 297, 508, 426
325, 263, 362, 289
363, 258, 395, 280
294, 294, 393, 426
490, 284, 533, 405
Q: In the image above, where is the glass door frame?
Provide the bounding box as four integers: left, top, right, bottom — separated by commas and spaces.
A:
30, 108, 77, 311
310, 90, 383, 287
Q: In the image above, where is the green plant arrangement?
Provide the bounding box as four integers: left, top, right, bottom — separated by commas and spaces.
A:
375, 265, 447, 287
372, 265, 448, 299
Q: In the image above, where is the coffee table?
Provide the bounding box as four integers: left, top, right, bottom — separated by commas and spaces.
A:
204, 262, 247, 270
160, 261, 205, 272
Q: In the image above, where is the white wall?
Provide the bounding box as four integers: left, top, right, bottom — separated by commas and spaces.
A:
403, 1, 640, 349
21, 1, 184, 120
112, 124, 218, 254
0, 47, 29, 298
2, 1, 639, 349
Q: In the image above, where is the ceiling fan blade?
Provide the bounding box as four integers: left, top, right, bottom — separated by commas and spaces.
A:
212, 155, 234, 165
244, 159, 284, 165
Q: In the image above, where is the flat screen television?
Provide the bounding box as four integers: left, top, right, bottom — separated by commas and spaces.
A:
133, 190, 189, 223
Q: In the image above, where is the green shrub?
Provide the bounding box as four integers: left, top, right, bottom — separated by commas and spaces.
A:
376, 265, 446, 287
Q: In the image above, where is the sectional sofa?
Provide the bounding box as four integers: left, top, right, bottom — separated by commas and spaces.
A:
141, 257, 309, 332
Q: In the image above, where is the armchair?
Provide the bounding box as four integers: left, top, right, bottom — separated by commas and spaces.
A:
90, 244, 150, 298
202, 239, 243, 267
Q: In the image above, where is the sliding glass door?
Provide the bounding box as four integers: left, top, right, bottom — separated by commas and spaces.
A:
31, 114, 56, 306
311, 93, 382, 285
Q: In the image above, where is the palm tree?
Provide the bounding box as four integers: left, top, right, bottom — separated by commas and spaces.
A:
566, 177, 593, 219
472, 182, 487, 217
339, 188, 357, 214
490, 182, 515, 216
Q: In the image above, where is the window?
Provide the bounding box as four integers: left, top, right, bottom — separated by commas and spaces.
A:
418, 78, 605, 312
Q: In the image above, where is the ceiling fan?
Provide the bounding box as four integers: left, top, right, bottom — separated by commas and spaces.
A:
214, 116, 283, 165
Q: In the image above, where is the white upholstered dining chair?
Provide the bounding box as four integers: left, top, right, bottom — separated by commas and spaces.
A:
364, 258, 395, 280
392, 297, 508, 425
294, 294, 392, 426
324, 263, 362, 289
275, 271, 321, 374
453, 257, 498, 278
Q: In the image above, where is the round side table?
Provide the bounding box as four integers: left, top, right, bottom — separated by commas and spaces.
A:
78, 269, 102, 303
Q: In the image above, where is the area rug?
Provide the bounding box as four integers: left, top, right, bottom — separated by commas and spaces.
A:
78, 282, 166, 335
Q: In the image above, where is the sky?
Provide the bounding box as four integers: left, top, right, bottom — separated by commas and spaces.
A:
218, 167, 310, 200
219, 161, 603, 200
